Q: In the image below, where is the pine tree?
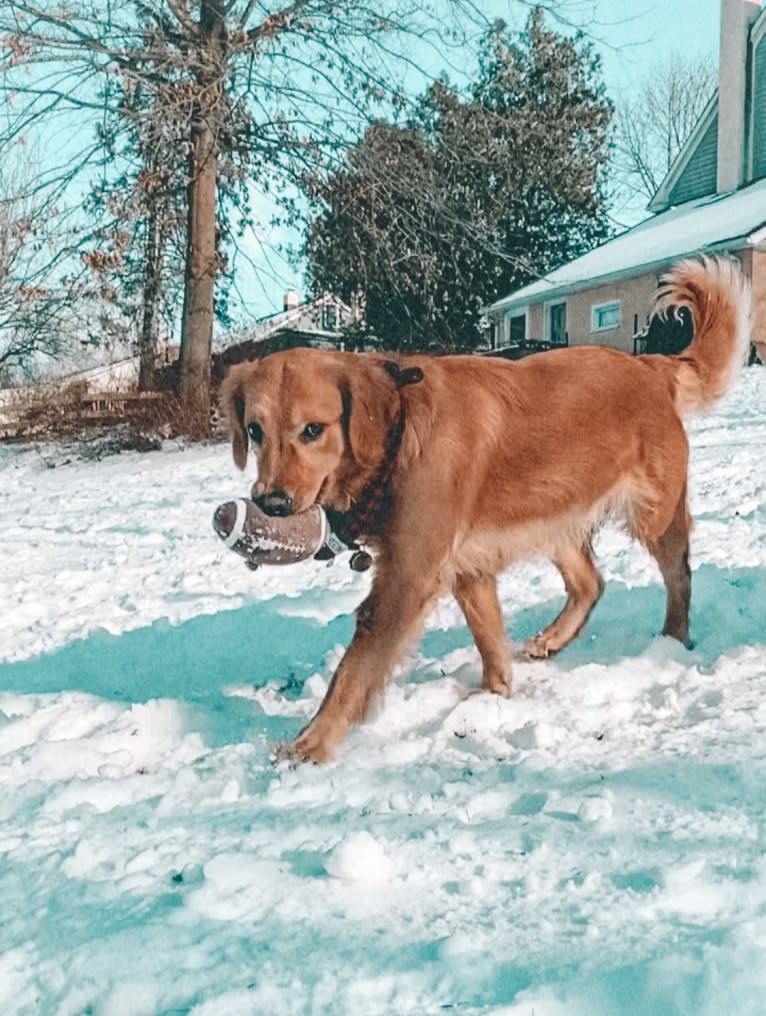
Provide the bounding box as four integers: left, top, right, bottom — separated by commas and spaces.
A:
306, 10, 613, 351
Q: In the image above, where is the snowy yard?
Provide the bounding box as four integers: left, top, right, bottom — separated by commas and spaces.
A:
2, 367, 766, 1016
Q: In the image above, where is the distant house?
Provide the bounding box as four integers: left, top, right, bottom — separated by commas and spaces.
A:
41, 345, 180, 395
486, 0, 766, 363
215, 292, 356, 380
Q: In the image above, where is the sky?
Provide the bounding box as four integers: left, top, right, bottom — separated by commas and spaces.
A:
575, 0, 720, 93
243, 0, 723, 320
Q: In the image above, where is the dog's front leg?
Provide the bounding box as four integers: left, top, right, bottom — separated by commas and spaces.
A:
288, 559, 445, 763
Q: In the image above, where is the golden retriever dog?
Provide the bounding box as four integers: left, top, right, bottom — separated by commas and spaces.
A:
222, 257, 750, 763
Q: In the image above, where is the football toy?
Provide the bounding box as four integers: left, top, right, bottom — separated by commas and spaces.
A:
212, 498, 371, 570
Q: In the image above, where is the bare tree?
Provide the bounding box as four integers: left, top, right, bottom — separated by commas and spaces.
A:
0, 157, 93, 381
1, 1, 608, 433
612, 52, 717, 213
85, 81, 189, 393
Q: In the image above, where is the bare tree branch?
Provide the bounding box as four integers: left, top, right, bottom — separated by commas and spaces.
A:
611, 51, 716, 215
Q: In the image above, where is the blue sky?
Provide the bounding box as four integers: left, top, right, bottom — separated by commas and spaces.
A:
593, 0, 719, 93
242, 0, 722, 321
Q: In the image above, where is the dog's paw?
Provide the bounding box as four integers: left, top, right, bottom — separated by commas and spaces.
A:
484, 677, 512, 696
271, 730, 336, 766
271, 740, 300, 766
518, 635, 554, 661
466, 681, 511, 699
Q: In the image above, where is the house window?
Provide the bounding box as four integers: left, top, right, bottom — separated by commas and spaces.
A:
507, 311, 526, 344
545, 301, 567, 345
591, 300, 621, 332
322, 304, 338, 330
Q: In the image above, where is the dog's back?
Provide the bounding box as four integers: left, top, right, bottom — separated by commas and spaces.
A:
399, 257, 751, 556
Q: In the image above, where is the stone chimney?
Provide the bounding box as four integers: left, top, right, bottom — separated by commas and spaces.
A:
717, 0, 762, 192
283, 290, 300, 311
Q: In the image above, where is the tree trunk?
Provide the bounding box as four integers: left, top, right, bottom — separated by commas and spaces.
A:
178, 0, 224, 438
138, 202, 162, 391
179, 121, 217, 436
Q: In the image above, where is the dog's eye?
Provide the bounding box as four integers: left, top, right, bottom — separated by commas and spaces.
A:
247, 421, 263, 445
301, 422, 324, 442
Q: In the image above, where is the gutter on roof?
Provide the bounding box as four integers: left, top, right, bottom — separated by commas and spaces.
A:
486, 232, 754, 315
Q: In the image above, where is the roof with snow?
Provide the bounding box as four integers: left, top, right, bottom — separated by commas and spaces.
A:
249, 293, 352, 343
489, 176, 766, 314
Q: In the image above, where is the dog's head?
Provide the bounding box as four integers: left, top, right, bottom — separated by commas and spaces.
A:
220, 349, 404, 515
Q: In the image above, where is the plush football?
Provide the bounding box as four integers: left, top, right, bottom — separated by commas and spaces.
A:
212, 498, 331, 568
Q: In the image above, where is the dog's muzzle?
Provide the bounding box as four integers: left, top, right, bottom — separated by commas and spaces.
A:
253, 490, 294, 517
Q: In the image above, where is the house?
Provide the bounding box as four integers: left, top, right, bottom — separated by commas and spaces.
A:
214, 292, 356, 380
486, 0, 766, 363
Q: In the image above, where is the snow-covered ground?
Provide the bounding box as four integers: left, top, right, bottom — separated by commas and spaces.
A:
1, 367, 765, 1016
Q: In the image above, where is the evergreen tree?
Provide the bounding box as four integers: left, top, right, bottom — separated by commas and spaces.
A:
306, 10, 613, 351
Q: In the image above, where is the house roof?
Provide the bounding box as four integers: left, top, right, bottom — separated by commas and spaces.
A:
488, 175, 766, 313
249, 293, 351, 342
649, 4, 766, 214
647, 90, 719, 214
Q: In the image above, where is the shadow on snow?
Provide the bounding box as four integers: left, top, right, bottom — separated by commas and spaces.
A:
1, 563, 763, 739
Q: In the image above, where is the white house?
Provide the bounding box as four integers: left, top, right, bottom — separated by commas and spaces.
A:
487, 0, 766, 362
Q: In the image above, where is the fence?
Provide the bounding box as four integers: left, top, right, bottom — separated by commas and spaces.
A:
0, 385, 171, 442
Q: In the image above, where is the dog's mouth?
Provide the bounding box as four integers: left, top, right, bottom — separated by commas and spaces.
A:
251, 473, 350, 518
316, 481, 355, 515
252, 490, 294, 517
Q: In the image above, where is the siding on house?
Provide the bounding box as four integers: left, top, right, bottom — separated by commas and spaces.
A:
564, 271, 660, 353
668, 112, 719, 206
515, 251, 761, 358
752, 31, 766, 179
506, 270, 659, 354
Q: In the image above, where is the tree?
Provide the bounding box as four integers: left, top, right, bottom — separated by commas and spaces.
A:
1, 0, 505, 435
0, 157, 95, 381
305, 10, 613, 351
612, 53, 717, 212
84, 75, 191, 392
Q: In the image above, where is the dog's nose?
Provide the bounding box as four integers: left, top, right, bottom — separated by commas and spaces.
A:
253, 490, 294, 517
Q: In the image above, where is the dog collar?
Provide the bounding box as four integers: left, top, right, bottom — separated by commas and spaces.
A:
314, 511, 373, 572
318, 361, 424, 572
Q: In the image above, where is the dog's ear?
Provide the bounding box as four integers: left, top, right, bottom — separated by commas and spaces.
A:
220, 363, 251, 469
341, 360, 399, 471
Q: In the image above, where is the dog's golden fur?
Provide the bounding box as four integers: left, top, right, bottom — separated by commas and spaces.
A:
222, 257, 751, 762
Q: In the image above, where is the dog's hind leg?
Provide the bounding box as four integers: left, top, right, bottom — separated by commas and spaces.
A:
521, 544, 604, 659
454, 572, 511, 695
645, 487, 692, 647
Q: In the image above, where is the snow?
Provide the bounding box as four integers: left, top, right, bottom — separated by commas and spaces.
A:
490, 176, 766, 310
1, 367, 766, 1014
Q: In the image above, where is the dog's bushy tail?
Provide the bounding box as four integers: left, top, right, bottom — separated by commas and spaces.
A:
652, 255, 752, 415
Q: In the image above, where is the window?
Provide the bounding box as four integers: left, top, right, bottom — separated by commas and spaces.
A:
508, 311, 526, 344
322, 304, 338, 330
591, 300, 621, 332
545, 301, 567, 345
